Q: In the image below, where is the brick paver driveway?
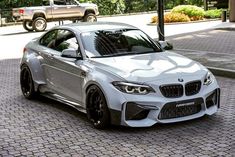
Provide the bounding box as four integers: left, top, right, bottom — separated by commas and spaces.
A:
0, 59, 235, 157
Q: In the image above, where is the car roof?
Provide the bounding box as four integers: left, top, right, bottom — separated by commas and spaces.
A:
57, 22, 138, 33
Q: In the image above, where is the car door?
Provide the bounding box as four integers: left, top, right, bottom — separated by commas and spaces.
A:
39, 29, 85, 104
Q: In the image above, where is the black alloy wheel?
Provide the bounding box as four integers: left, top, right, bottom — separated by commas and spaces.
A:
86, 85, 110, 129
20, 65, 37, 99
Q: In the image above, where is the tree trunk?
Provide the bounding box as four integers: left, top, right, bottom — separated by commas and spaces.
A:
229, 0, 235, 22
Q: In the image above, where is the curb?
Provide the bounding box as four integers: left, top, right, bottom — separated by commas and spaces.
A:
148, 19, 220, 26
207, 67, 235, 79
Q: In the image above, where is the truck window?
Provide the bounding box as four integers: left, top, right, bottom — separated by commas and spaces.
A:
54, 0, 66, 5
66, 0, 78, 5
42, 0, 50, 6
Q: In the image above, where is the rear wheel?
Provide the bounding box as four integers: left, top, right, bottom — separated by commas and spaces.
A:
83, 13, 97, 22
86, 85, 110, 129
20, 65, 37, 99
23, 20, 33, 32
32, 17, 47, 32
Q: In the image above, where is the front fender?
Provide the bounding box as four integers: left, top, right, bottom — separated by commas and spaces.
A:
82, 69, 126, 111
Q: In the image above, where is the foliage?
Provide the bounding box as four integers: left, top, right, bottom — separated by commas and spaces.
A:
164, 12, 190, 23
151, 12, 190, 24
165, 0, 203, 10
171, 5, 205, 21
83, 0, 126, 15
205, 9, 222, 18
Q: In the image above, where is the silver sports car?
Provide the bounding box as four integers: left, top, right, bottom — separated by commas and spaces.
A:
20, 22, 220, 129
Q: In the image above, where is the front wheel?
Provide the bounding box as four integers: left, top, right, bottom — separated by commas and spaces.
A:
32, 17, 47, 32
20, 65, 38, 99
83, 13, 97, 22
86, 85, 110, 129
23, 20, 33, 32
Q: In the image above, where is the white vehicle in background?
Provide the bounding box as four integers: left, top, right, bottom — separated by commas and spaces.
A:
12, 0, 99, 32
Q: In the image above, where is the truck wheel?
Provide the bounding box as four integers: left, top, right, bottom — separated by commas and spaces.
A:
32, 17, 47, 32
23, 20, 33, 32
83, 13, 97, 22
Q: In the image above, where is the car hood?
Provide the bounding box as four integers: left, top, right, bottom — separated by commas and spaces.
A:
89, 51, 208, 83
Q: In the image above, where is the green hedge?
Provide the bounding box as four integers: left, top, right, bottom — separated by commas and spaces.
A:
171, 5, 205, 20
205, 9, 223, 18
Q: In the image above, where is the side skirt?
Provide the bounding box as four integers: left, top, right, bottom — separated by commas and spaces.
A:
41, 92, 86, 114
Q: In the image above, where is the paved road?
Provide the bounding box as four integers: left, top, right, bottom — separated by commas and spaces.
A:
0, 59, 235, 157
168, 28, 235, 55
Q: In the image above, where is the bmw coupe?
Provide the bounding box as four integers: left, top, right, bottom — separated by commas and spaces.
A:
20, 22, 220, 129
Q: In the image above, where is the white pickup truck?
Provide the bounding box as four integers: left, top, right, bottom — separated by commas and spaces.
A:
12, 0, 99, 32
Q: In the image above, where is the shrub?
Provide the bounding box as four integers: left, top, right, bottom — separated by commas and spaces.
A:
205, 9, 223, 18
151, 13, 190, 23
171, 5, 205, 21
164, 12, 191, 23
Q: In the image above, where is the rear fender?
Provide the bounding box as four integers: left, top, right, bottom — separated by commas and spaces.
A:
21, 49, 46, 90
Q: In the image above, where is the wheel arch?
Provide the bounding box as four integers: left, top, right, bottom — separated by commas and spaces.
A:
33, 12, 46, 20
84, 9, 95, 16
85, 81, 108, 104
20, 52, 46, 91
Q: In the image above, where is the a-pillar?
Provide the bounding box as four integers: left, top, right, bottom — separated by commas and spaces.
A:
229, 0, 235, 22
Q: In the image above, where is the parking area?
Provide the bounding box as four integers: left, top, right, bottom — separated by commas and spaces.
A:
0, 58, 235, 156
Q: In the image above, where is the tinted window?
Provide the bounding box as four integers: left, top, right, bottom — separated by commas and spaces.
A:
40, 29, 79, 54
42, 0, 50, 6
54, 0, 66, 5
81, 29, 162, 58
40, 30, 57, 47
55, 30, 79, 52
66, 0, 78, 5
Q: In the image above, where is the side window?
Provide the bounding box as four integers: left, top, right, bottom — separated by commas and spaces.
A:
40, 29, 80, 56
42, 0, 50, 6
54, 0, 66, 5
66, 0, 77, 5
55, 30, 79, 52
39, 30, 58, 47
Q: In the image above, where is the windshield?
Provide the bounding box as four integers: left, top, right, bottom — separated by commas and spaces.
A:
81, 29, 162, 58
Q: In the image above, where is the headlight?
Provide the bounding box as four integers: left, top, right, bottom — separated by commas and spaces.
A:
204, 71, 213, 85
112, 82, 155, 95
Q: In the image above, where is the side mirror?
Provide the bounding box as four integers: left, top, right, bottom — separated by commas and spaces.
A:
61, 49, 78, 58
158, 41, 173, 50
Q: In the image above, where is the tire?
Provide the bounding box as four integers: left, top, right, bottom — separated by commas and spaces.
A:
86, 85, 110, 129
83, 13, 97, 22
32, 17, 47, 32
20, 65, 38, 99
23, 20, 33, 32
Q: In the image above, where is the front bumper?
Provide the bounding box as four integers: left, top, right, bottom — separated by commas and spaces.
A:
109, 87, 220, 127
